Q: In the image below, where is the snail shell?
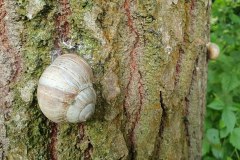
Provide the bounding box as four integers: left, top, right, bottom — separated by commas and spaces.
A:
207, 42, 220, 60
37, 54, 96, 123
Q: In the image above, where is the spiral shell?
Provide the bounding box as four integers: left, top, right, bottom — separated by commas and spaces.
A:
207, 42, 220, 60
37, 54, 96, 123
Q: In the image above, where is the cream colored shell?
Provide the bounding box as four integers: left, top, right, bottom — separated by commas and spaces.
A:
37, 54, 96, 123
207, 42, 220, 60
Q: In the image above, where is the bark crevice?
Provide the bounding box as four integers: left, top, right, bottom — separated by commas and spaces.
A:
49, 123, 58, 160
0, 0, 22, 83
78, 123, 93, 160
123, 0, 144, 158
54, 0, 71, 46
151, 91, 167, 159
184, 97, 190, 147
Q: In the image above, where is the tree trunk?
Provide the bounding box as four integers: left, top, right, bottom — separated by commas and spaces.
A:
0, 0, 210, 159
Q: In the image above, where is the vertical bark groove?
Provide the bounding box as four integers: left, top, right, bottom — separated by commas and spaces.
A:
0, 0, 22, 83
49, 123, 58, 160
55, 0, 71, 44
184, 97, 190, 147
78, 123, 93, 159
158, 91, 167, 157
0, 0, 22, 158
123, 0, 144, 158
175, 48, 184, 86
84, 143, 93, 160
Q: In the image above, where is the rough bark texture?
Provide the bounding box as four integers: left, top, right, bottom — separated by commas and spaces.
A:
0, 0, 210, 159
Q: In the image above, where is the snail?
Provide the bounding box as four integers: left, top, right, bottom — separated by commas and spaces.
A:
37, 54, 96, 123
207, 42, 220, 60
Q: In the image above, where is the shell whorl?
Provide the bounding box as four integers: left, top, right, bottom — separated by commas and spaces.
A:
207, 42, 220, 60
37, 54, 96, 123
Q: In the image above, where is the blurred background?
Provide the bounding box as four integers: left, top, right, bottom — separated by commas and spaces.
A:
203, 0, 240, 159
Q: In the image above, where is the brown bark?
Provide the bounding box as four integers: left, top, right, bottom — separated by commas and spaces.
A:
0, 0, 210, 159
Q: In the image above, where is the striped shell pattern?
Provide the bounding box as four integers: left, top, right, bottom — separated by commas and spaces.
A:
37, 54, 96, 123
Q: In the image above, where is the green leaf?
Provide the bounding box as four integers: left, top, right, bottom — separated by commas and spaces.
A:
221, 73, 240, 92
202, 138, 210, 156
230, 128, 240, 150
230, 13, 240, 24
203, 157, 216, 160
211, 146, 223, 159
206, 128, 221, 145
220, 128, 229, 138
228, 104, 239, 111
221, 109, 236, 134
207, 99, 224, 110
219, 119, 225, 129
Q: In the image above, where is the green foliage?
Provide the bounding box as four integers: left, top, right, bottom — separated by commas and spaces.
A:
203, 0, 240, 159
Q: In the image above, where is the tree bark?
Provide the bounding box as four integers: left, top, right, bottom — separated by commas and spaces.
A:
0, 0, 210, 159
